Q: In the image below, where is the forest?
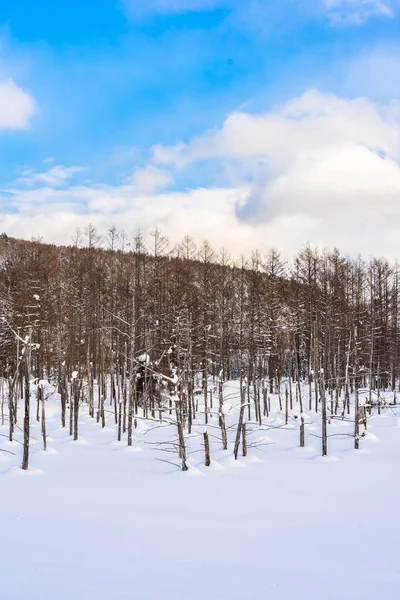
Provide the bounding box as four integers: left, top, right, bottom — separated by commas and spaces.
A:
0, 226, 398, 470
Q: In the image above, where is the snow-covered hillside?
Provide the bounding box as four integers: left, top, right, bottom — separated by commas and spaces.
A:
1, 382, 400, 600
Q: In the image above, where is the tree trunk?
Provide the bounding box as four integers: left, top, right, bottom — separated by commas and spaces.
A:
22, 354, 31, 471
41, 385, 47, 451
300, 415, 305, 447
234, 387, 246, 460
73, 375, 79, 441
354, 326, 359, 450
320, 371, 327, 457
176, 402, 188, 471
242, 422, 247, 457
204, 430, 211, 466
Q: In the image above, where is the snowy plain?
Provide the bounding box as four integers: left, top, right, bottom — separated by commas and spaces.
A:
1, 381, 400, 600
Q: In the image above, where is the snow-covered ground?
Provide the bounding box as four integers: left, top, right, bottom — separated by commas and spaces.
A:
1, 382, 400, 599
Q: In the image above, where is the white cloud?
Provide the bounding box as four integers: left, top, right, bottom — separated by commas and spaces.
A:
153, 90, 400, 168
3, 181, 400, 260
1, 184, 262, 255
0, 78, 37, 130
16, 165, 85, 187
152, 89, 400, 227
324, 0, 396, 24
132, 165, 174, 193
122, 0, 397, 25
4, 89, 400, 261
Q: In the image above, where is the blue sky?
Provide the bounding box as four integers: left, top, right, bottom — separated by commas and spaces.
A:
1, 0, 400, 256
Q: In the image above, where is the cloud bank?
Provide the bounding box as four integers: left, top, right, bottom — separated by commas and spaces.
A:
0, 79, 37, 130
3, 89, 400, 260
152, 89, 400, 225
325, 0, 397, 24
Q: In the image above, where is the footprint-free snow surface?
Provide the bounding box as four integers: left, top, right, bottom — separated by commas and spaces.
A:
1, 381, 400, 599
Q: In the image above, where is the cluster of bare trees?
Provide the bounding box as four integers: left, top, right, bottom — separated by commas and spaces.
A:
0, 228, 399, 468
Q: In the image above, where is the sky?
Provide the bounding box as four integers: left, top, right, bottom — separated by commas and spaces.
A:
1, 0, 400, 259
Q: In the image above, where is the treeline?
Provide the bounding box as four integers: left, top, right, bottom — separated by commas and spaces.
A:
0, 227, 398, 397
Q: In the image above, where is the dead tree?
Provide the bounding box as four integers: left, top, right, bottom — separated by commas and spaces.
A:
204, 429, 211, 466
354, 326, 360, 450
39, 381, 48, 451
73, 371, 80, 441
300, 414, 305, 448
242, 422, 247, 457
21, 335, 33, 471
285, 383, 289, 425
234, 386, 246, 460
320, 370, 327, 457
175, 400, 188, 471
59, 361, 67, 428
218, 370, 228, 450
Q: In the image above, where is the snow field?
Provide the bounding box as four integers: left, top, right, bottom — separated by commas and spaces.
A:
1, 380, 400, 599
